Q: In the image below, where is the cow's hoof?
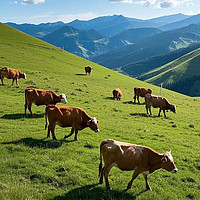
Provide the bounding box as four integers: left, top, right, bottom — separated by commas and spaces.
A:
106, 186, 112, 190
145, 187, 152, 191
126, 185, 132, 190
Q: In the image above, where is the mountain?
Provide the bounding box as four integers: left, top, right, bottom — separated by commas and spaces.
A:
68, 14, 189, 37
141, 47, 200, 96
92, 23, 200, 69
6, 21, 65, 38
119, 43, 200, 77
6, 13, 190, 38
161, 13, 200, 31
42, 26, 161, 59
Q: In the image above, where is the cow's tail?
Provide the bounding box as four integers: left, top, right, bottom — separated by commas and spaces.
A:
99, 140, 109, 178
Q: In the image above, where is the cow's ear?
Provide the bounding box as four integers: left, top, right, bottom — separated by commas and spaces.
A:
161, 156, 167, 162
97, 120, 99, 124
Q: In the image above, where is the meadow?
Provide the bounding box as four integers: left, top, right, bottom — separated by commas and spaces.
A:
0, 23, 200, 200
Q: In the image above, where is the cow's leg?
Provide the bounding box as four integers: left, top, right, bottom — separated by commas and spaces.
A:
99, 166, 105, 184
50, 123, 57, 140
24, 102, 28, 115
142, 174, 152, 191
137, 96, 140, 104
12, 79, 15, 85
74, 129, 79, 141
163, 110, 166, 118
133, 95, 136, 103
158, 108, 162, 117
16, 79, 19, 86
149, 106, 152, 116
27, 103, 33, 116
47, 124, 51, 138
146, 105, 149, 115
103, 165, 113, 190
127, 170, 140, 189
64, 127, 74, 139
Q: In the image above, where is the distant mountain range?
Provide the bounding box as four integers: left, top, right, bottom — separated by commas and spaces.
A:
92, 23, 200, 68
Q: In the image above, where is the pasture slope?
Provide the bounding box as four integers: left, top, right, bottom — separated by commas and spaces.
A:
0, 23, 200, 200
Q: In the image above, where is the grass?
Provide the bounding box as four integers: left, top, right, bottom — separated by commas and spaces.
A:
0, 23, 200, 200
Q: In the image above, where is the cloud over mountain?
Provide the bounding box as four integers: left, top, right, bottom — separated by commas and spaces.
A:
22, 0, 46, 5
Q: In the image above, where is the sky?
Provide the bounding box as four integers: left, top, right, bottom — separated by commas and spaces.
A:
0, 0, 200, 24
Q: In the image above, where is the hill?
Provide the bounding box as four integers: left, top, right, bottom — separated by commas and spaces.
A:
92, 24, 200, 69
119, 43, 200, 78
141, 48, 200, 97
0, 23, 200, 200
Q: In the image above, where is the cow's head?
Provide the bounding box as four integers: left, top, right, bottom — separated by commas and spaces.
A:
20, 73, 26, 80
170, 104, 176, 113
161, 150, 178, 174
87, 117, 99, 133
60, 94, 68, 104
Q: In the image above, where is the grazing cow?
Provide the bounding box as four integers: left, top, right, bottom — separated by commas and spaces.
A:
133, 87, 152, 104
145, 94, 176, 117
85, 66, 93, 75
45, 104, 99, 141
0, 67, 26, 86
113, 88, 122, 101
99, 139, 178, 191
25, 88, 67, 116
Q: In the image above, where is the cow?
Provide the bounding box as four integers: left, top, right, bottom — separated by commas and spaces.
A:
25, 88, 67, 116
133, 87, 152, 104
145, 94, 176, 117
99, 139, 178, 191
113, 88, 122, 101
45, 104, 99, 141
0, 67, 26, 86
85, 66, 93, 75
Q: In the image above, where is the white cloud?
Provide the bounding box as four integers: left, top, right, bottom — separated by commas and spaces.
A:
28, 12, 100, 24
21, 0, 46, 5
112, 0, 194, 7
109, 0, 133, 3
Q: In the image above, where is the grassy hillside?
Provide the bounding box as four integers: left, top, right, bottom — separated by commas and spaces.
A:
142, 48, 200, 96
0, 23, 200, 200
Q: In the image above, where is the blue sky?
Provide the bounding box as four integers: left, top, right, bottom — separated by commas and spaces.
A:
0, 0, 200, 24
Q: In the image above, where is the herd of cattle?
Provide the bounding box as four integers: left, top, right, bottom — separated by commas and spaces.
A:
1, 66, 178, 191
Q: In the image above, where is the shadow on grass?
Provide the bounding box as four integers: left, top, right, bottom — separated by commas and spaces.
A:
1, 113, 44, 120
1, 137, 72, 149
105, 97, 114, 100
130, 113, 148, 117
75, 73, 86, 76
51, 183, 144, 200
123, 101, 146, 105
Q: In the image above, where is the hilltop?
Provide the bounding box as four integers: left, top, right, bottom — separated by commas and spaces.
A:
0, 23, 200, 200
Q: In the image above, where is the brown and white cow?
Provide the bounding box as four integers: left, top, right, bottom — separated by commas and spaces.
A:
145, 94, 176, 117
113, 88, 122, 101
133, 87, 152, 104
85, 66, 93, 75
25, 88, 67, 116
0, 67, 26, 86
99, 139, 178, 191
45, 104, 99, 141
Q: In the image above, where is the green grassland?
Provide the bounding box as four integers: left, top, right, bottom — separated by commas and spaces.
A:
141, 48, 200, 96
0, 23, 200, 200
